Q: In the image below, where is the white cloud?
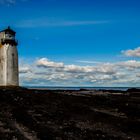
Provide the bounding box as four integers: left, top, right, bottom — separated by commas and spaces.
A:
16, 18, 109, 28
96, 63, 116, 74
19, 57, 140, 87
122, 47, 140, 57
76, 60, 102, 64
36, 58, 64, 68
19, 66, 31, 74
118, 60, 140, 69
64, 65, 96, 73
36, 59, 115, 74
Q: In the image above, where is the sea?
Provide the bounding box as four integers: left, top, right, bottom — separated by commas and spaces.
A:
26, 86, 140, 91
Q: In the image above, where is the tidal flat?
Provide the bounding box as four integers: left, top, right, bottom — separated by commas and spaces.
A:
0, 87, 139, 140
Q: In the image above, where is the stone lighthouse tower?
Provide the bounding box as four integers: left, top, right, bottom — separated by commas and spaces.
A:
0, 27, 19, 86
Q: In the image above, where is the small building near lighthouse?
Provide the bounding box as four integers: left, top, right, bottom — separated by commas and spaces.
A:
0, 27, 19, 86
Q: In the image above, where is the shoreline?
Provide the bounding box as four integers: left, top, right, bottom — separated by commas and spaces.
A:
27, 86, 139, 91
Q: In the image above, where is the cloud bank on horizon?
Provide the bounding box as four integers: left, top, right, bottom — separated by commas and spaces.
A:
19, 47, 140, 87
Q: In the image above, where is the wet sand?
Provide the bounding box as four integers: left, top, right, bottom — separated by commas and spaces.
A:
0, 87, 139, 140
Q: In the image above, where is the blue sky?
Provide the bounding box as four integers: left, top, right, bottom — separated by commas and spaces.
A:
0, 0, 140, 87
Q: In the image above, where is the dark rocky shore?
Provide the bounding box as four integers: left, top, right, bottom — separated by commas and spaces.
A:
0, 87, 139, 140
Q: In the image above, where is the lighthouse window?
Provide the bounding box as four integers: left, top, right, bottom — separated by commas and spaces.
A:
5, 34, 14, 39
5, 34, 9, 38
12, 53, 15, 66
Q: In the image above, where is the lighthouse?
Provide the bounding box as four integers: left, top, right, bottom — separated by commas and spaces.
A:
0, 27, 19, 86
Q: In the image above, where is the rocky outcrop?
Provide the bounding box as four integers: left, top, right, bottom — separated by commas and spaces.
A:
0, 88, 139, 140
